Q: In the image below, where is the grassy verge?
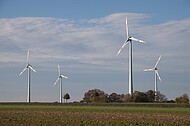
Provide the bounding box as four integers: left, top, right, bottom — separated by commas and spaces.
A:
0, 105, 189, 112
0, 102, 190, 108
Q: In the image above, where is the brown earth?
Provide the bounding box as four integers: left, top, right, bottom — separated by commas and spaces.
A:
0, 107, 189, 126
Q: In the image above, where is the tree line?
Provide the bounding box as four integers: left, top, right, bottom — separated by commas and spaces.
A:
80, 89, 189, 104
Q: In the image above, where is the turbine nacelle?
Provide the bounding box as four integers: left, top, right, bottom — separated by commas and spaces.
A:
59, 75, 69, 79
26, 64, 31, 68
126, 36, 131, 41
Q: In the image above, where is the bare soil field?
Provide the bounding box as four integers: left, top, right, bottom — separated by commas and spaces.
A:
0, 104, 189, 126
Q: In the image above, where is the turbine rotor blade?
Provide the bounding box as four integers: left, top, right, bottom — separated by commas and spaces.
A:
129, 37, 146, 43
144, 69, 154, 71
19, 67, 27, 76
28, 65, 36, 73
58, 64, 60, 75
116, 40, 129, 56
154, 56, 162, 68
27, 49, 29, 64
156, 71, 162, 82
53, 77, 60, 86
126, 16, 129, 39
61, 75, 69, 79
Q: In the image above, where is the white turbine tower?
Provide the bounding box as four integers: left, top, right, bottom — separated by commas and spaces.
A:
116, 16, 147, 95
144, 56, 162, 96
53, 64, 69, 103
19, 49, 36, 103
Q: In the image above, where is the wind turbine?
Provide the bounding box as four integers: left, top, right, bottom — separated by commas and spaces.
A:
53, 64, 69, 103
19, 49, 36, 103
116, 16, 147, 95
144, 56, 162, 96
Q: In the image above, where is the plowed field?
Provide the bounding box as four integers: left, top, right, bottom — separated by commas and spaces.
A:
0, 105, 189, 126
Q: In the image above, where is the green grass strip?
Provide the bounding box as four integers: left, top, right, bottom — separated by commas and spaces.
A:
0, 105, 189, 112
0, 116, 186, 126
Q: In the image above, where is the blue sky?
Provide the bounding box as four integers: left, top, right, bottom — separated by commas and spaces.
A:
0, 0, 190, 102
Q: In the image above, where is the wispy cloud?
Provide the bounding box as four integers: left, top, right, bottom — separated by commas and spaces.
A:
0, 13, 190, 73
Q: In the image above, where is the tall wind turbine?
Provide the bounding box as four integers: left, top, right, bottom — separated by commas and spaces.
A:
53, 64, 69, 103
144, 56, 162, 96
19, 49, 36, 103
116, 16, 147, 95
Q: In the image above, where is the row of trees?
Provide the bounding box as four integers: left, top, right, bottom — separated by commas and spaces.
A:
62, 89, 189, 104
82, 89, 167, 103
82, 89, 189, 104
